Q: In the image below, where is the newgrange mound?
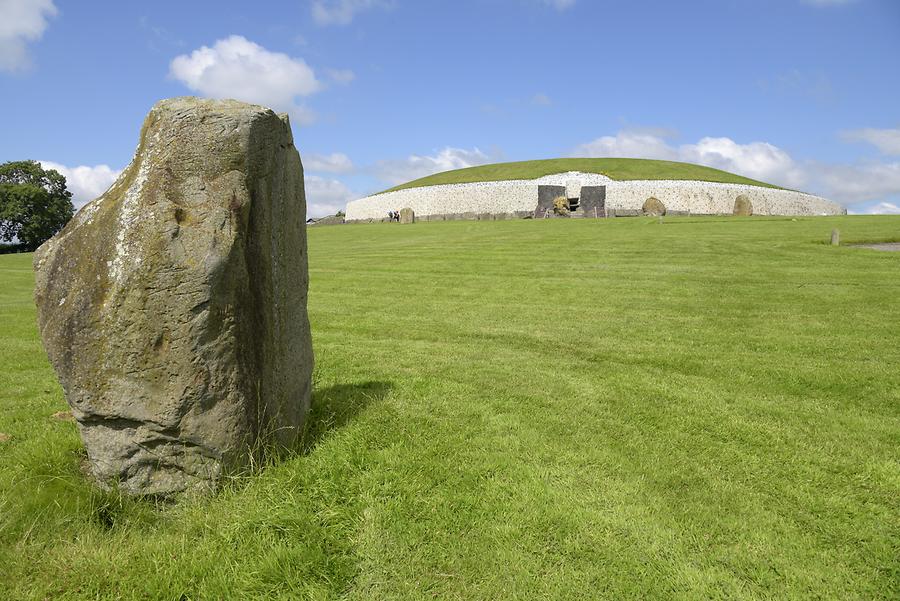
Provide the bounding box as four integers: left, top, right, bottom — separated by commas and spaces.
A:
345, 158, 844, 221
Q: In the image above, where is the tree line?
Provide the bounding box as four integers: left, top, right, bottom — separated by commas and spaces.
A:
0, 160, 74, 252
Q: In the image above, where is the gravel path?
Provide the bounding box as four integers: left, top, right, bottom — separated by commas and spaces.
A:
852, 243, 900, 252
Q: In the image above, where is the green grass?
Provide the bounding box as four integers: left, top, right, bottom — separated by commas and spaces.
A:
2, 216, 899, 599
379, 158, 785, 193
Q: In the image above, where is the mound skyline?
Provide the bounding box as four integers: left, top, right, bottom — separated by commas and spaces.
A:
378, 158, 786, 195
346, 157, 843, 222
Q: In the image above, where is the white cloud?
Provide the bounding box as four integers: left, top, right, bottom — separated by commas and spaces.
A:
304, 152, 354, 173
39, 161, 121, 209
325, 68, 355, 85
572, 127, 900, 211
169, 35, 321, 124
311, 0, 392, 25
541, 0, 576, 9
851, 201, 900, 215
570, 130, 678, 162
842, 127, 900, 156
374, 147, 494, 185
570, 130, 806, 188
304, 175, 358, 217
815, 161, 900, 204
680, 137, 807, 188
532, 93, 552, 106
0, 0, 57, 72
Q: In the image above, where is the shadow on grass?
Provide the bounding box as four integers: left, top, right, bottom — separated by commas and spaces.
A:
299, 380, 393, 455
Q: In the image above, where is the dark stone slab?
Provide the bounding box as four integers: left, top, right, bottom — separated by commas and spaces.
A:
579, 186, 607, 218
536, 185, 565, 219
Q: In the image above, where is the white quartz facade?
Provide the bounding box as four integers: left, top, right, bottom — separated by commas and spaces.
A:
345, 171, 844, 220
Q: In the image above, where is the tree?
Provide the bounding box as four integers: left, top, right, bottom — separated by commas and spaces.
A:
0, 160, 74, 250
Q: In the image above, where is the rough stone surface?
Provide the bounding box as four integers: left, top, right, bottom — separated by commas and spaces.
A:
536, 185, 565, 218
580, 186, 607, 218
642, 197, 667, 216
33, 97, 314, 497
552, 196, 570, 216
831, 229, 840, 246
399, 207, 415, 224
733, 195, 753, 216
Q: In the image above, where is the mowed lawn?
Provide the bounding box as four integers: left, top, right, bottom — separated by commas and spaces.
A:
1, 216, 898, 600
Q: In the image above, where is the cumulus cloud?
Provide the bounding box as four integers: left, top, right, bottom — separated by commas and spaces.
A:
842, 127, 900, 156
680, 137, 807, 189
311, 0, 393, 25
570, 129, 807, 188
304, 152, 354, 174
0, 0, 57, 72
814, 161, 900, 204
169, 35, 321, 124
851, 201, 900, 215
374, 147, 494, 185
39, 161, 121, 209
304, 175, 358, 217
570, 130, 678, 162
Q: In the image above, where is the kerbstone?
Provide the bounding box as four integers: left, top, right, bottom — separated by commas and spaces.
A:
733, 195, 753, 216
33, 97, 314, 497
642, 197, 667, 216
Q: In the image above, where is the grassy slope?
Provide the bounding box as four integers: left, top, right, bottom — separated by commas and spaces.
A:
379, 158, 784, 194
1, 216, 899, 600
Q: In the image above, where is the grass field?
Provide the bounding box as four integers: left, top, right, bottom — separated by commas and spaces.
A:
1, 216, 899, 599
379, 158, 784, 193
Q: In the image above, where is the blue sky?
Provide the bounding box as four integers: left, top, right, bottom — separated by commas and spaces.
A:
2, 0, 899, 216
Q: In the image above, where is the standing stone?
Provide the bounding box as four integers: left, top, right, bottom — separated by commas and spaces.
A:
535, 185, 565, 218
733, 195, 753, 216
831, 229, 840, 246
399, 207, 415, 224
642, 197, 667, 216
33, 97, 314, 496
580, 186, 607, 218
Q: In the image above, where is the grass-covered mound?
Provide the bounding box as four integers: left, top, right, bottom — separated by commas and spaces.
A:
380, 158, 784, 193
2, 216, 899, 599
